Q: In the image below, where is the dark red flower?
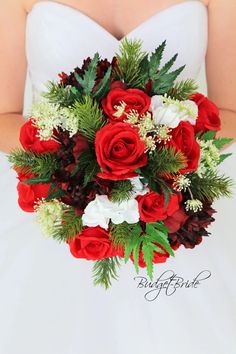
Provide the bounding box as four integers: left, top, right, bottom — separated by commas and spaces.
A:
164, 207, 189, 233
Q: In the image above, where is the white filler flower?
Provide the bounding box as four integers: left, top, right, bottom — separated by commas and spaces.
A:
150, 95, 198, 128
82, 195, 140, 229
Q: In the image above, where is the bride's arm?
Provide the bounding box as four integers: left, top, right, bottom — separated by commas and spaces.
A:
0, 1, 27, 153
206, 0, 236, 141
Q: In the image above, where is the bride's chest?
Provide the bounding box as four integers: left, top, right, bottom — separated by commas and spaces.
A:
25, 0, 208, 93
25, 0, 208, 41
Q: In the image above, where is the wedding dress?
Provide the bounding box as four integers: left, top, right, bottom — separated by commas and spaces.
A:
0, 1, 236, 353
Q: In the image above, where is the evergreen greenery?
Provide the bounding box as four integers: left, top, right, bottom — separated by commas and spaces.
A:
42, 81, 82, 106
71, 96, 106, 142
115, 38, 148, 88
110, 222, 137, 248
51, 207, 83, 242
110, 180, 133, 203
74, 52, 99, 95
8, 149, 59, 177
146, 147, 187, 176
167, 79, 198, 100
92, 256, 122, 289
189, 171, 234, 202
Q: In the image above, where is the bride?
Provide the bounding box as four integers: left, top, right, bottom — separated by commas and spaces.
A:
0, 1, 236, 353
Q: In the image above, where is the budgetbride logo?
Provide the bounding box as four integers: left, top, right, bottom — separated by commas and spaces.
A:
134, 270, 212, 301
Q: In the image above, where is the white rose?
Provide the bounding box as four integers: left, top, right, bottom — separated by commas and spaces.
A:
82, 194, 140, 229
82, 196, 110, 229
150, 95, 198, 128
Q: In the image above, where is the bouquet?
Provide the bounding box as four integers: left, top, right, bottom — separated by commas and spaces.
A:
8, 39, 234, 289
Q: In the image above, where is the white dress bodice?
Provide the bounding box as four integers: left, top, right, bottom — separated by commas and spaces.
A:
25, 0, 208, 102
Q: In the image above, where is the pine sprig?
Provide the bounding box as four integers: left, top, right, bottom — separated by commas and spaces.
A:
167, 79, 198, 100
189, 171, 234, 202
143, 147, 187, 176
8, 149, 59, 177
110, 222, 137, 248
42, 81, 82, 106
115, 38, 148, 87
110, 180, 133, 203
92, 256, 122, 289
51, 207, 83, 242
71, 96, 106, 142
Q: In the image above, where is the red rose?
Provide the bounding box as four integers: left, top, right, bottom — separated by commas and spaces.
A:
170, 121, 200, 173
130, 244, 170, 268
137, 192, 181, 223
68, 226, 121, 260
95, 122, 147, 180
101, 88, 151, 122
164, 207, 189, 233
190, 93, 221, 133
20, 118, 60, 153
17, 172, 51, 212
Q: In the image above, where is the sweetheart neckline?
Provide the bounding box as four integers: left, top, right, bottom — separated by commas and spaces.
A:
27, 0, 207, 42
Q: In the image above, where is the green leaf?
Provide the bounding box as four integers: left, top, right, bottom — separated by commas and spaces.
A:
201, 130, 217, 141
74, 52, 99, 95
213, 137, 233, 150
124, 223, 142, 263
148, 40, 166, 77
156, 53, 178, 77
44, 188, 66, 201
21, 176, 51, 184
218, 153, 233, 164
151, 65, 186, 95
93, 66, 112, 101
145, 222, 174, 257
142, 242, 154, 280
